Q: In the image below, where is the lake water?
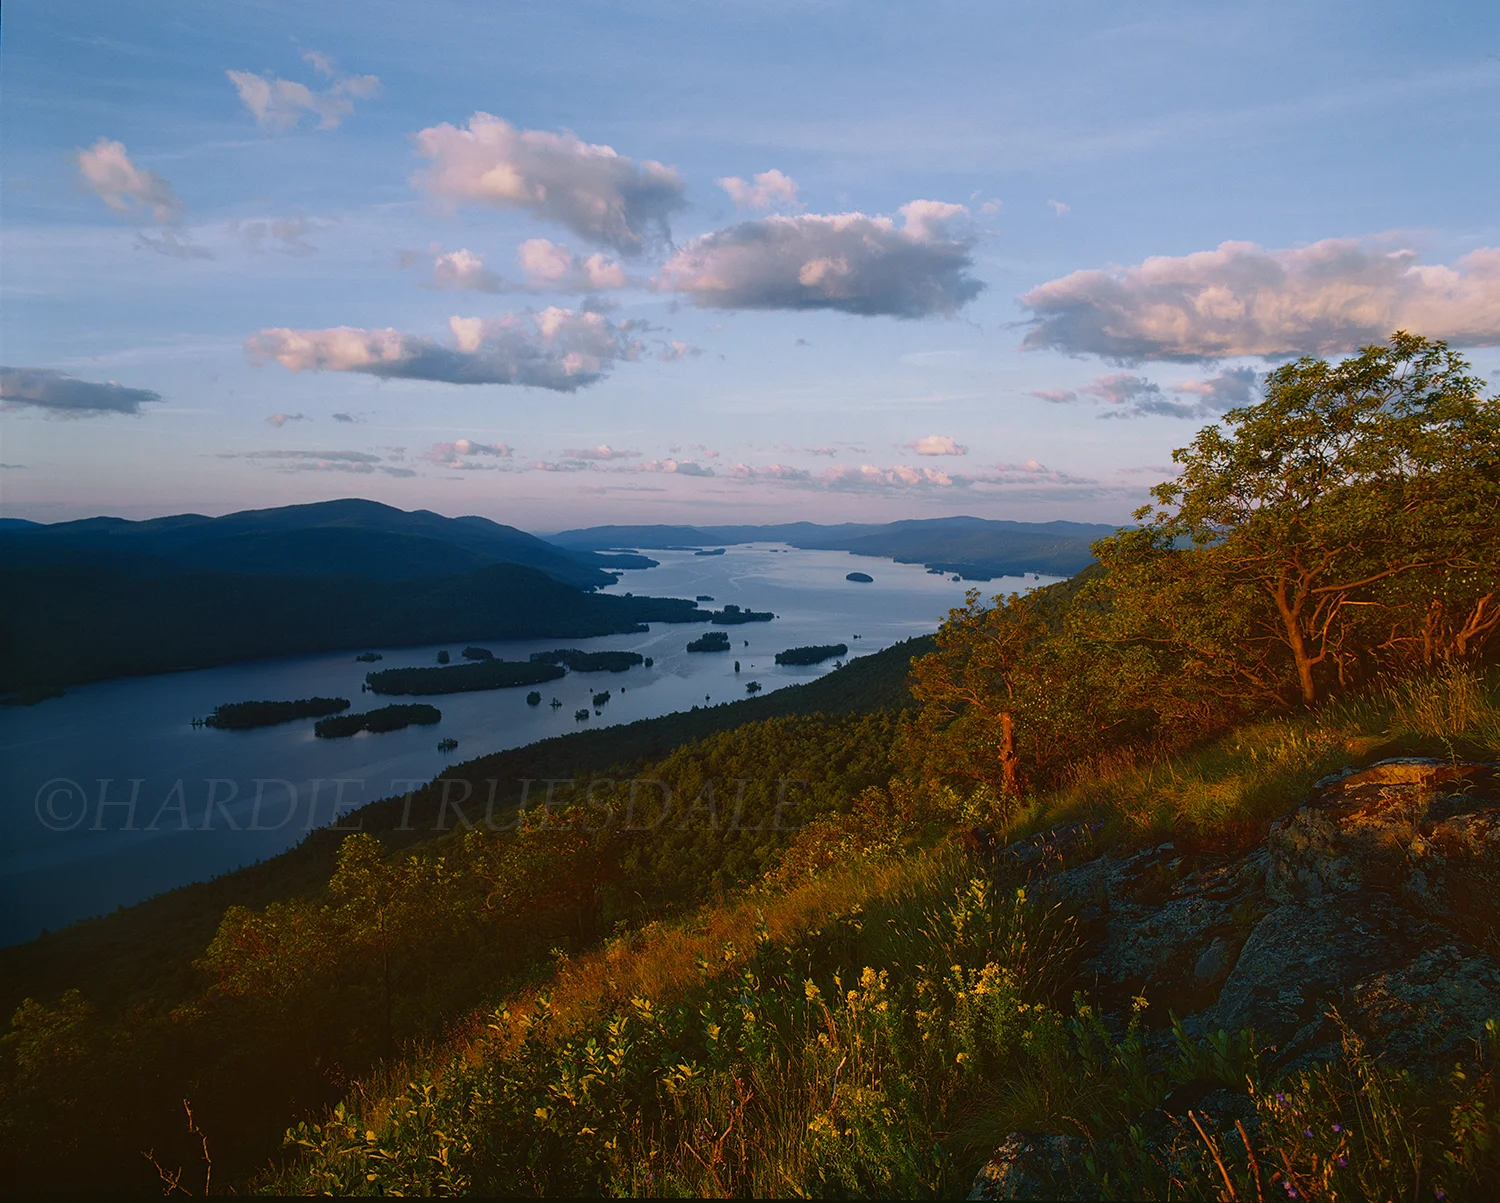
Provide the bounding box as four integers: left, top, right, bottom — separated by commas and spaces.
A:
0, 545, 1052, 945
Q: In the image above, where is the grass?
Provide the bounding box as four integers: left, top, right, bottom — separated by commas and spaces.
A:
258, 668, 1500, 1196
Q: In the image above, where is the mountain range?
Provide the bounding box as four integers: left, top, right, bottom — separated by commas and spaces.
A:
549, 516, 1120, 579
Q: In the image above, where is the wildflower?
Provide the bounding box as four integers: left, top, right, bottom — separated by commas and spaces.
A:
1276, 1092, 1289, 1104
1331, 1123, 1342, 1133
1304, 1127, 1314, 1138
1434, 1190, 1447, 1201
1336, 1156, 1348, 1168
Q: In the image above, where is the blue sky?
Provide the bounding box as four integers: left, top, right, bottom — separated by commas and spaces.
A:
3, 0, 1498, 529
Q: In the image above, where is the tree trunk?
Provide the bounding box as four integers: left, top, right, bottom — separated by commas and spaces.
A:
998, 711, 1018, 795
1274, 574, 1318, 705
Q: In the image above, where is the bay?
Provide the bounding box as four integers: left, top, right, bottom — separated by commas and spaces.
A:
0, 545, 1051, 944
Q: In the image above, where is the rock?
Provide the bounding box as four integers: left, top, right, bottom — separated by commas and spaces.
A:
1196, 894, 1439, 1070
1349, 944, 1500, 1079
1266, 757, 1500, 942
1007, 756, 1500, 1088
967, 1131, 1084, 1200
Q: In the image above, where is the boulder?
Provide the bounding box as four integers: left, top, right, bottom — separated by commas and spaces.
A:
966, 1131, 1085, 1200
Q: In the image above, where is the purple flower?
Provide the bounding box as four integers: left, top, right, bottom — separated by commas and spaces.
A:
1336, 1155, 1348, 1168
1276, 1092, 1289, 1104
1331, 1123, 1342, 1133
1304, 1127, 1313, 1138
1434, 1190, 1447, 1201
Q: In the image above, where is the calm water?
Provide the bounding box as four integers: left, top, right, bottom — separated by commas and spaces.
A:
0, 546, 1051, 944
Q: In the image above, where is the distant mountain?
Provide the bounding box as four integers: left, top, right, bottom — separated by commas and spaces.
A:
0, 498, 648, 590
0, 518, 41, 531
550, 516, 1121, 579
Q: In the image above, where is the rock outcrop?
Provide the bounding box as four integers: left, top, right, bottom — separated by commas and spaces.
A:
973, 757, 1500, 1198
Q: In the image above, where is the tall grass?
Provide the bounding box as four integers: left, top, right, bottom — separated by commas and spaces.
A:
258, 670, 1500, 1197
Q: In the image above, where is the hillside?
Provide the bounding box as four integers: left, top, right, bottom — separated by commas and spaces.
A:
549, 515, 1119, 578
0, 561, 703, 689
0, 497, 649, 589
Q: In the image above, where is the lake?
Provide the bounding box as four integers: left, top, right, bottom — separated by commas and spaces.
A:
0, 545, 1052, 945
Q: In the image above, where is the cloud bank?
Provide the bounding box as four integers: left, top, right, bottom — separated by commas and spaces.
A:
412, 114, 686, 255
221, 449, 415, 477
1021, 238, 1500, 361
247, 307, 644, 391
75, 139, 182, 223
659, 201, 983, 317
0, 367, 161, 416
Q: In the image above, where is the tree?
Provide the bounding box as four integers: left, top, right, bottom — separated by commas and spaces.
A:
906, 590, 1115, 798
1100, 333, 1499, 705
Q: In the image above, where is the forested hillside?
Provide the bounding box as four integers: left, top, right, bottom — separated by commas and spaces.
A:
3, 335, 1499, 1198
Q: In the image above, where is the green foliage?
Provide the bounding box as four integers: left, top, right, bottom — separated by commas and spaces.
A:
313, 702, 442, 737
366, 658, 565, 696
686, 630, 731, 653
204, 696, 350, 729
775, 643, 849, 665
531, 648, 645, 672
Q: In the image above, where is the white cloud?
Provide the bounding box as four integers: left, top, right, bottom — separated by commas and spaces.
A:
412, 114, 686, 255
247, 307, 644, 392
1172, 366, 1259, 410
906, 434, 968, 456
1047, 199, 1071, 217
75, 139, 182, 224
1047, 367, 1260, 419
517, 239, 628, 291
0, 367, 161, 416
427, 438, 513, 468
431, 248, 505, 292
717, 168, 799, 210
639, 458, 715, 477
1021, 238, 1500, 361
723, 456, 1099, 498
658, 340, 701, 361
563, 443, 639, 460
226, 56, 380, 132
660, 201, 982, 317
266, 412, 306, 427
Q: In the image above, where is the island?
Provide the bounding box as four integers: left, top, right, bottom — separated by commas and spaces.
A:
592, 689, 611, 706
365, 659, 565, 696
774, 643, 848, 666
845, 571, 874, 583
202, 697, 350, 730
709, 603, 774, 625
313, 703, 441, 738
436, 649, 450, 664
529, 648, 644, 673
461, 646, 493, 661
696, 594, 715, 601
693, 548, 726, 556
744, 680, 762, 693
687, 630, 732, 653
354, 651, 383, 662
526, 690, 542, 706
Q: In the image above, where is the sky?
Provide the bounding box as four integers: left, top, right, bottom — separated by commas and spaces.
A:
2, 0, 1498, 531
